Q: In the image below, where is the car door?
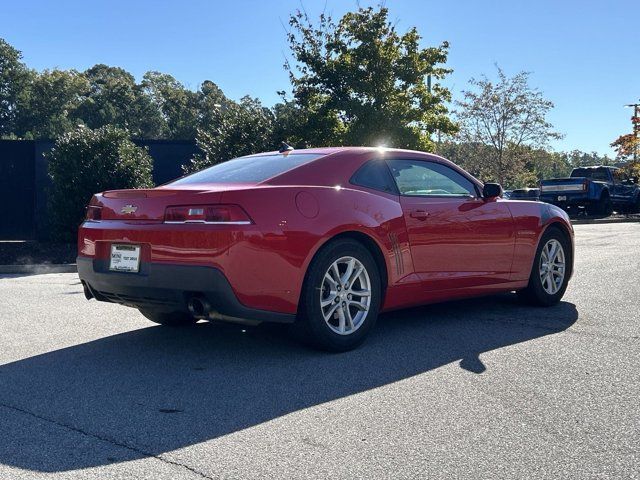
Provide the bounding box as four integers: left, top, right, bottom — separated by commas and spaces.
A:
611, 168, 635, 204
386, 158, 515, 290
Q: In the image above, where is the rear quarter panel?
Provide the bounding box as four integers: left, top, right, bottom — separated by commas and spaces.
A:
219, 185, 407, 313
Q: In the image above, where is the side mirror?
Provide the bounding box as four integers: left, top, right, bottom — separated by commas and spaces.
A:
632, 177, 639, 184
482, 183, 503, 199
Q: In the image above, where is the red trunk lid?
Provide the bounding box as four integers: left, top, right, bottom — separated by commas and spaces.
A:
94, 187, 224, 221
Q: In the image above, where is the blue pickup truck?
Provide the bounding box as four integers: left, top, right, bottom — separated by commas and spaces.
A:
540, 166, 640, 215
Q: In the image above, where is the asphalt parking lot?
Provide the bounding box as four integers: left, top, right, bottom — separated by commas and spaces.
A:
0, 223, 638, 479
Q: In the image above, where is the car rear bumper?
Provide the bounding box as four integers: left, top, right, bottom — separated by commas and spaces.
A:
540, 194, 593, 208
77, 256, 296, 324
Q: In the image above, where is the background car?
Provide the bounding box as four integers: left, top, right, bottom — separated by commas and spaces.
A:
509, 187, 540, 201
78, 147, 574, 351
540, 166, 640, 215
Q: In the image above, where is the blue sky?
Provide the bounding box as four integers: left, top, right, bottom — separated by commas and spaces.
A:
2, 0, 638, 156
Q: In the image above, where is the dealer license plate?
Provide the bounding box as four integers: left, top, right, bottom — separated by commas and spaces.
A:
557, 195, 567, 201
109, 244, 141, 273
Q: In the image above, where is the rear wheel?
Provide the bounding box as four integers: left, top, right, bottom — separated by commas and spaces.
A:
518, 227, 571, 306
295, 239, 381, 352
139, 309, 199, 327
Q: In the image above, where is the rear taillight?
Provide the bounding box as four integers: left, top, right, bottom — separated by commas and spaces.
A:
85, 206, 102, 221
164, 204, 252, 224
583, 180, 588, 191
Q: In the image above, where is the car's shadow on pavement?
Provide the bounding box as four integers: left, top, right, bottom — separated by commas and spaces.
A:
0, 294, 577, 473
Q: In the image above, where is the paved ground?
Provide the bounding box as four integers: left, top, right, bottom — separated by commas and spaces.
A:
0, 223, 638, 479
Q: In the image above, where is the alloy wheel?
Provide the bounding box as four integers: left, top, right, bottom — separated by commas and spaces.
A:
539, 239, 566, 295
320, 256, 371, 335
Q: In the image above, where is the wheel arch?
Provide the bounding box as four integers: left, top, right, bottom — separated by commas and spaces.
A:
540, 220, 574, 279
298, 230, 390, 311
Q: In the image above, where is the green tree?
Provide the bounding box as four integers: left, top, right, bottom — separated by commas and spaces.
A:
285, 6, 456, 149
611, 112, 639, 177
455, 67, 561, 187
562, 149, 614, 169
185, 96, 276, 172
0, 38, 32, 137
78, 64, 165, 137
142, 71, 200, 139
271, 98, 343, 148
48, 125, 153, 241
15, 69, 89, 139
196, 80, 231, 132
516, 146, 570, 185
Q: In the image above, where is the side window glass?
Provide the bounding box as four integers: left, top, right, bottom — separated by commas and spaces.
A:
612, 169, 627, 182
386, 159, 477, 197
350, 160, 397, 194
592, 168, 609, 181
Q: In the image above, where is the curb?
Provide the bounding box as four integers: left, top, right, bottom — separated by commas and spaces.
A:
0, 264, 77, 274
571, 217, 640, 225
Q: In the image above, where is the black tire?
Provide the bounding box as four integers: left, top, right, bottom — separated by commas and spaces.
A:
295, 238, 381, 352
518, 227, 572, 307
597, 193, 613, 216
139, 309, 199, 327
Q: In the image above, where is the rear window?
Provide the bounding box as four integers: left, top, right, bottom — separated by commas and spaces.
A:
571, 168, 610, 181
169, 153, 323, 185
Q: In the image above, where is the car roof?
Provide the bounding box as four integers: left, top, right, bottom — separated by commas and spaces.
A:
247, 146, 444, 158
574, 165, 617, 170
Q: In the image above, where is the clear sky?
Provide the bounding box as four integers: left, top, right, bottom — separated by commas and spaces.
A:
2, 0, 638, 156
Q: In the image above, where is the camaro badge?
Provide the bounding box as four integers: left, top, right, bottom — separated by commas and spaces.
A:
121, 204, 138, 214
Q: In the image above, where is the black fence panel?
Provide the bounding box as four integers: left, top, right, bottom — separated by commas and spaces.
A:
0, 141, 36, 239
134, 140, 198, 185
34, 141, 54, 240
0, 139, 197, 240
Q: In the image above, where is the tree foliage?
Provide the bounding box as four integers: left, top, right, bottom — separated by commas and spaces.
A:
455, 67, 561, 187
0, 37, 241, 143
610, 113, 640, 177
184, 96, 276, 172
142, 71, 200, 139
611, 114, 639, 160
284, 6, 457, 150
0, 38, 32, 137
77, 64, 166, 138
15, 69, 89, 139
440, 140, 615, 189
47, 125, 153, 241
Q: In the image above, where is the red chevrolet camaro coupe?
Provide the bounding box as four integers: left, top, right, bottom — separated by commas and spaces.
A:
78, 147, 574, 351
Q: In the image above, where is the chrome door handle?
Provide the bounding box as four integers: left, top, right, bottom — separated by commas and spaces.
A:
410, 209, 429, 220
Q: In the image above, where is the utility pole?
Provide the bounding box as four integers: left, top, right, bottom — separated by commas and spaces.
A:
426, 74, 442, 154
625, 102, 640, 162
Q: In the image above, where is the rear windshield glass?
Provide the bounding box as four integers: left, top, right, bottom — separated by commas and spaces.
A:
571, 168, 610, 181
169, 153, 323, 185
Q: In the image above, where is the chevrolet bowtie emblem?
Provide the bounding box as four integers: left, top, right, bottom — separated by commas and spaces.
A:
121, 204, 138, 214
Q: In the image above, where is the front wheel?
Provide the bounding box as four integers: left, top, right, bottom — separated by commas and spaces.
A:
139, 309, 199, 327
295, 239, 381, 352
518, 227, 572, 306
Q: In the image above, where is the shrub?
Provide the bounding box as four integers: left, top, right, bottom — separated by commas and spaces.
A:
47, 125, 153, 242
